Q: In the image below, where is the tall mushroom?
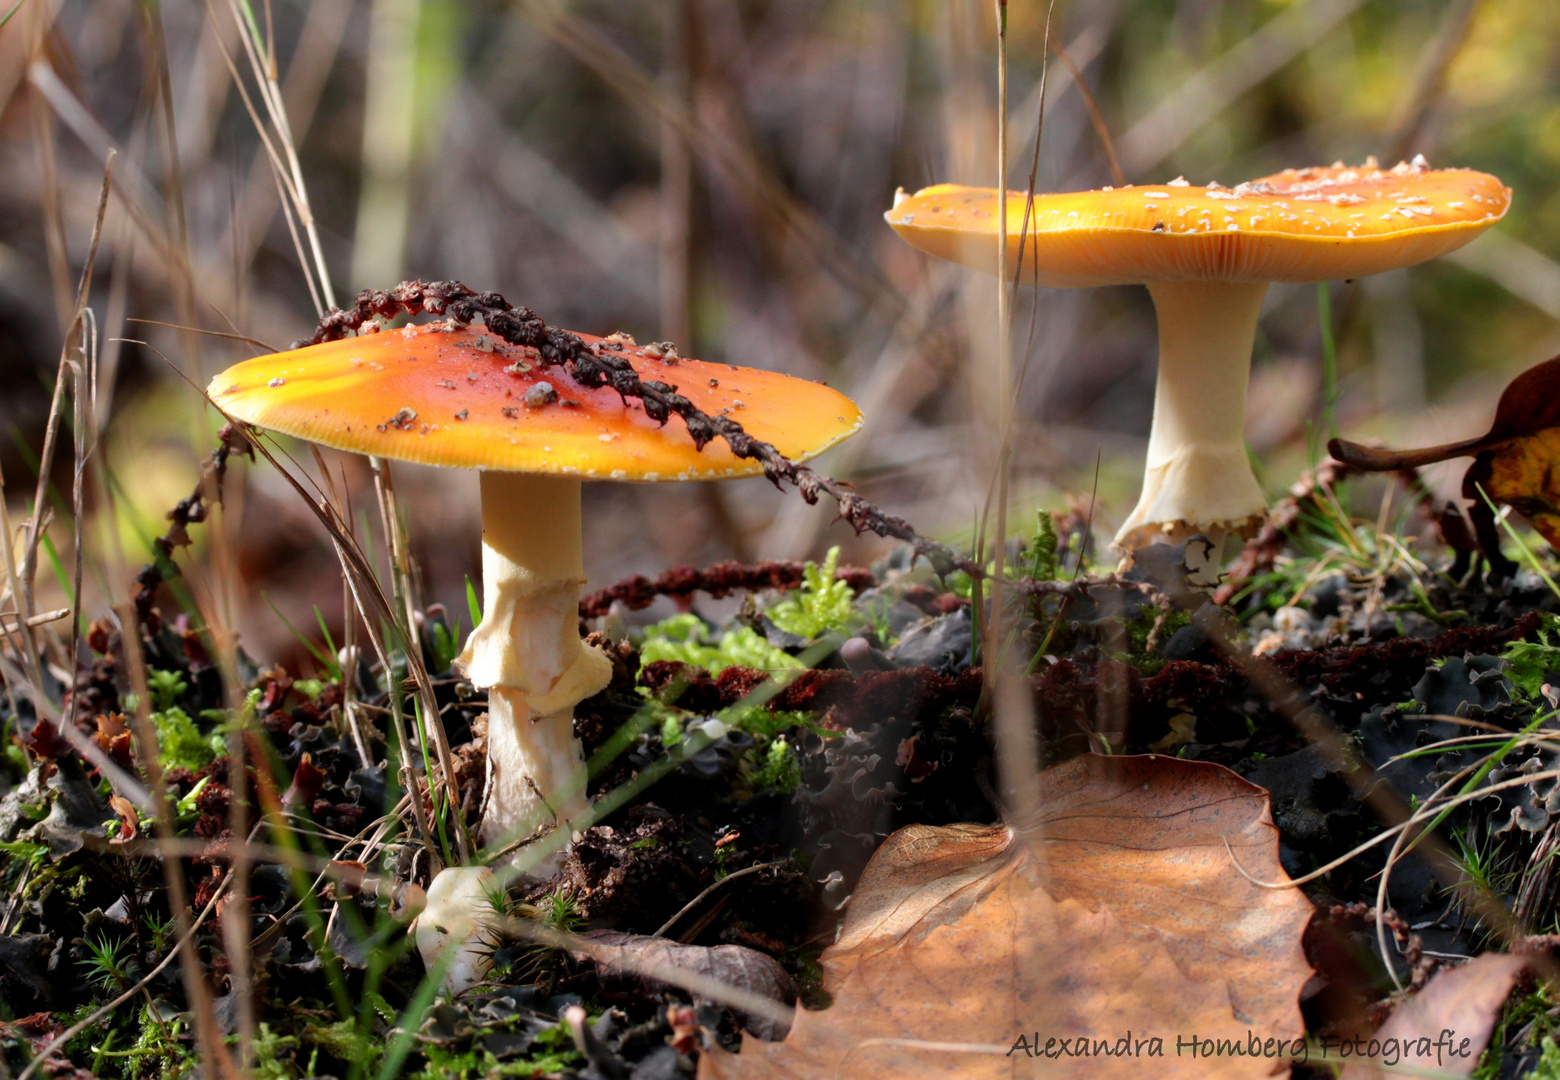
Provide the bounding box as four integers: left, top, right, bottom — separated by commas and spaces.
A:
208, 322, 861, 855
886, 158, 1509, 562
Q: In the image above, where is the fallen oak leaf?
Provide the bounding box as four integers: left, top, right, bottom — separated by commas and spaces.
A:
579, 931, 796, 1041
706, 871, 1263, 1078
1329, 355, 1560, 575
700, 754, 1314, 1079
1337, 952, 1526, 1079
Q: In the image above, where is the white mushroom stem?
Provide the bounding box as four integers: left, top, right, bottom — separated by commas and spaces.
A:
1114, 279, 1272, 560
457, 471, 613, 857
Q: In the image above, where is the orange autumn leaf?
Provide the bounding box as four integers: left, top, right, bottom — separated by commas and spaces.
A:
1482, 428, 1560, 548
1330, 355, 1560, 563
700, 754, 1314, 1080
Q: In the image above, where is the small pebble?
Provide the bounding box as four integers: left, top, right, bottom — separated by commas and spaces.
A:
524, 382, 559, 408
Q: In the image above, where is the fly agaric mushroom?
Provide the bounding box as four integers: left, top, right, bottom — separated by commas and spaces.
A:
207, 322, 861, 858
887, 158, 1509, 563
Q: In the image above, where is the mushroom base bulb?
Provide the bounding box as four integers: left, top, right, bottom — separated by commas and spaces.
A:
1112, 447, 1266, 553
414, 865, 500, 995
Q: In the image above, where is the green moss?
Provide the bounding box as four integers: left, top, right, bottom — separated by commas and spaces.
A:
638, 615, 818, 737
1533, 1034, 1560, 1079
751, 735, 800, 794
766, 546, 857, 638
147, 669, 187, 711
3, 738, 28, 782
251, 1023, 303, 1080
1109, 605, 1191, 675
407, 1021, 581, 1080
300, 1017, 382, 1073
1500, 612, 1560, 701
659, 710, 685, 747
1024, 511, 1060, 584
150, 705, 215, 772
1475, 985, 1560, 1080
639, 614, 800, 675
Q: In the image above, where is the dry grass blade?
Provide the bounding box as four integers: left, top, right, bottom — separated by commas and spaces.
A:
986, 0, 1013, 692
516, 0, 909, 325
223, 0, 337, 308
215, 418, 461, 857
1116, 0, 1372, 175
248, 435, 439, 854
126, 317, 276, 352
116, 614, 238, 1079
202, 0, 327, 314
0, 457, 45, 695
654, 860, 786, 939
137, 2, 199, 356
62, 156, 114, 734
1051, 36, 1124, 187
25, 4, 72, 330
1387, 0, 1485, 163
26, 60, 216, 325
217, 0, 348, 290
0, 607, 69, 633
362, 453, 470, 860
508, 919, 797, 1032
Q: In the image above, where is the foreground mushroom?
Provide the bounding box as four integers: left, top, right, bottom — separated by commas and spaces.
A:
209, 322, 861, 859
887, 158, 1508, 562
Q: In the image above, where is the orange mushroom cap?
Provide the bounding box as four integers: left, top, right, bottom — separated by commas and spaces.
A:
888, 159, 1510, 287
208, 324, 862, 480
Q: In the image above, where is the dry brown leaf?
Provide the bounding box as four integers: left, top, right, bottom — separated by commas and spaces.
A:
580, 931, 797, 1040
1481, 430, 1560, 549
700, 754, 1314, 1079
1330, 355, 1560, 566
1338, 953, 1526, 1079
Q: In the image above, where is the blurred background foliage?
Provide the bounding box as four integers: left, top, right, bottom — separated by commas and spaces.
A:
3, 0, 1558, 669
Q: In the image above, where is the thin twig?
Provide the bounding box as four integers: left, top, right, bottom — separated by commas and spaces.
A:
1050, 36, 1124, 187
653, 860, 785, 939
64, 156, 115, 736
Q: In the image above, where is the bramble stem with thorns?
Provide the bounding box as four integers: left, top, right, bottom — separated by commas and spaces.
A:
132, 423, 254, 633
304, 280, 978, 578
